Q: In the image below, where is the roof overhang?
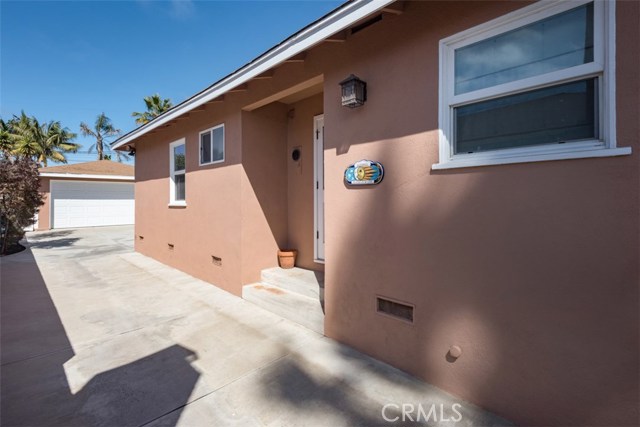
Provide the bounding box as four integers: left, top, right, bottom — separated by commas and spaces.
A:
40, 173, 134, 181
112, 0, 396, 150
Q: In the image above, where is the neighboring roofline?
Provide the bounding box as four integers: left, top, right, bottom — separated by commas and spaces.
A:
112, 0, 395, 150
40, 173, 134, 181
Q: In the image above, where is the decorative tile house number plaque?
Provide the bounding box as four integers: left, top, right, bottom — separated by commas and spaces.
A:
344, 160, 384, 186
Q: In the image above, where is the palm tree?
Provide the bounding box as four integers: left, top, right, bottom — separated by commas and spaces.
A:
40, 121, 79, 166
132, 94, 173, 125
0, 118, 16, 156
80, 113, 126, 161
9, 112, 40, 158
8, 112, 79, 166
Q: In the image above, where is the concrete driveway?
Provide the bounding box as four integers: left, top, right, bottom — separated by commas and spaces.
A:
0, 226, 509, 427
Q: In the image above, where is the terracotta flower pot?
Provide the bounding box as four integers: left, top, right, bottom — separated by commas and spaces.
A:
278, 249, 298, 269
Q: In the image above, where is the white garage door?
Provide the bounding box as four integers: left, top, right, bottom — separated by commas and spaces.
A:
51, 180, 134, 229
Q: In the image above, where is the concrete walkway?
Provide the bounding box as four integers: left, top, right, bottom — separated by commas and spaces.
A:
0, 226, 510, 427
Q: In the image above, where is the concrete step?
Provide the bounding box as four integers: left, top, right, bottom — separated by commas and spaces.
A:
242, 283, 324, 335
260, 267, 324, 300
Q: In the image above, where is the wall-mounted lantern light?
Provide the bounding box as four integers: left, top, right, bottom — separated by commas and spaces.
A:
339, 74, 367, 108
128, 146, 136, 157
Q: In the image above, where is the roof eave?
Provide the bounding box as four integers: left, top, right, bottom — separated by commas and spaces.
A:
39, 172, 134, 180
112, 0, 395, 150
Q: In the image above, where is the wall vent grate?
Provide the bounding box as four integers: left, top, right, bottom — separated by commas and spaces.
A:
377, 297, 414, 323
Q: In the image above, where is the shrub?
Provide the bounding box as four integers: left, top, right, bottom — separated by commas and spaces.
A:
0, 156, 43, 255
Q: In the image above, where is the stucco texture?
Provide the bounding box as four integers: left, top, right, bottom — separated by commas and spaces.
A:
128, 1, 639, 425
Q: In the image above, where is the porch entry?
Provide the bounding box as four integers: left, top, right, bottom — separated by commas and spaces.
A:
314, 115, 325, 262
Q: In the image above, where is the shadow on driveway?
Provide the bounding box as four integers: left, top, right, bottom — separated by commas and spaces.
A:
0, 246, 199, 427
25, 229, 79, 249
27, 237, 81, 249
260, 357, 388, 426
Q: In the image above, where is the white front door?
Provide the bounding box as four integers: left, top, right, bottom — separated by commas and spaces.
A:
314, 115, 325, 262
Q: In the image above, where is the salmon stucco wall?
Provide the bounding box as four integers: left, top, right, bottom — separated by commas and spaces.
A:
134, 106, 244, 295
239, 93, 325, 284
240, 102, 289, 285
37, 177, 51, 230
286, 93, 324, 271
320, 1, 639, 426
133, 32, 331, 292
128, 1, 638, 425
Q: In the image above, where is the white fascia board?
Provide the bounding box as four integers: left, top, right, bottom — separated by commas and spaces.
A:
40, 173, 134, 181
112, 0, 396, 150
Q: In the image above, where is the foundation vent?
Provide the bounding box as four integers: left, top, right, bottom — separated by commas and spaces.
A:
212, 255, 222, 266
377, 297, 414, 323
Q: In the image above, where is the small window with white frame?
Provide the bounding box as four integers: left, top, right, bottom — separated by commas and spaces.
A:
169, 139, 186, 205
199, 124, 224, 165
435, 0, 630, 170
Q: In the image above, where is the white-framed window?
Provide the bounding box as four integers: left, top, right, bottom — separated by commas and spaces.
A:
434, 0, 630, 170
199, 124, 224, 166
169, 138, 186, 205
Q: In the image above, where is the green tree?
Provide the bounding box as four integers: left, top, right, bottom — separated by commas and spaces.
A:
0, 119, 15, 156
132, 94, 173, 125
79, 113, 126, 161
39, 121, 79, 166
0, 156, 43, 255
9, 112, 40, 158
7, 112, 79, 166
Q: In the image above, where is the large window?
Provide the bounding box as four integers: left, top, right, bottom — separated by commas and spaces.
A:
199, 124, 224, 165
169, 139, 186, 205
435, 1, 629, 169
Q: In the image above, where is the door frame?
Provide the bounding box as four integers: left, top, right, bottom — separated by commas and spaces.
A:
313, 114, 325, 263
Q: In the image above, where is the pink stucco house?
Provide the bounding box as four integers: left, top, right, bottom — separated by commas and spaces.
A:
112, 1, 639, 425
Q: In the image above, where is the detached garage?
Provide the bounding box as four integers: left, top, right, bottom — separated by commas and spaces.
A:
37, 160, 134, 230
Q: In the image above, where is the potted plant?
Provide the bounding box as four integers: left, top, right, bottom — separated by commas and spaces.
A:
277, 249, 298, 269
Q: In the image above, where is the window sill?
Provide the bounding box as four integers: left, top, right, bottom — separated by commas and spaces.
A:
432, 147, 632, 170
199, 159, 225, 167
168, 202, 187, 208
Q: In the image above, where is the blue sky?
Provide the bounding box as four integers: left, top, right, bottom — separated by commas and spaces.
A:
0, 0, 342, 164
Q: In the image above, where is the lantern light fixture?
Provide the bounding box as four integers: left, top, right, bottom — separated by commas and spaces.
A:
339, 74, 367, 108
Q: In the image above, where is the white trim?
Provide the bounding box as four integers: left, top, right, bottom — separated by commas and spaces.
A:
449, 63, 603, 107
440, 0, 595, 48
435, 0, 630, 170
198, 123, 225, 166
432, 147, 631, 170
40, 173, 133, 181
48, 181, 55, 230
604, 0, 616, 150
313, 115, 325, 262
111, 0, 397, 150
169, 138, 186, 204
168, 201, 187, 208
